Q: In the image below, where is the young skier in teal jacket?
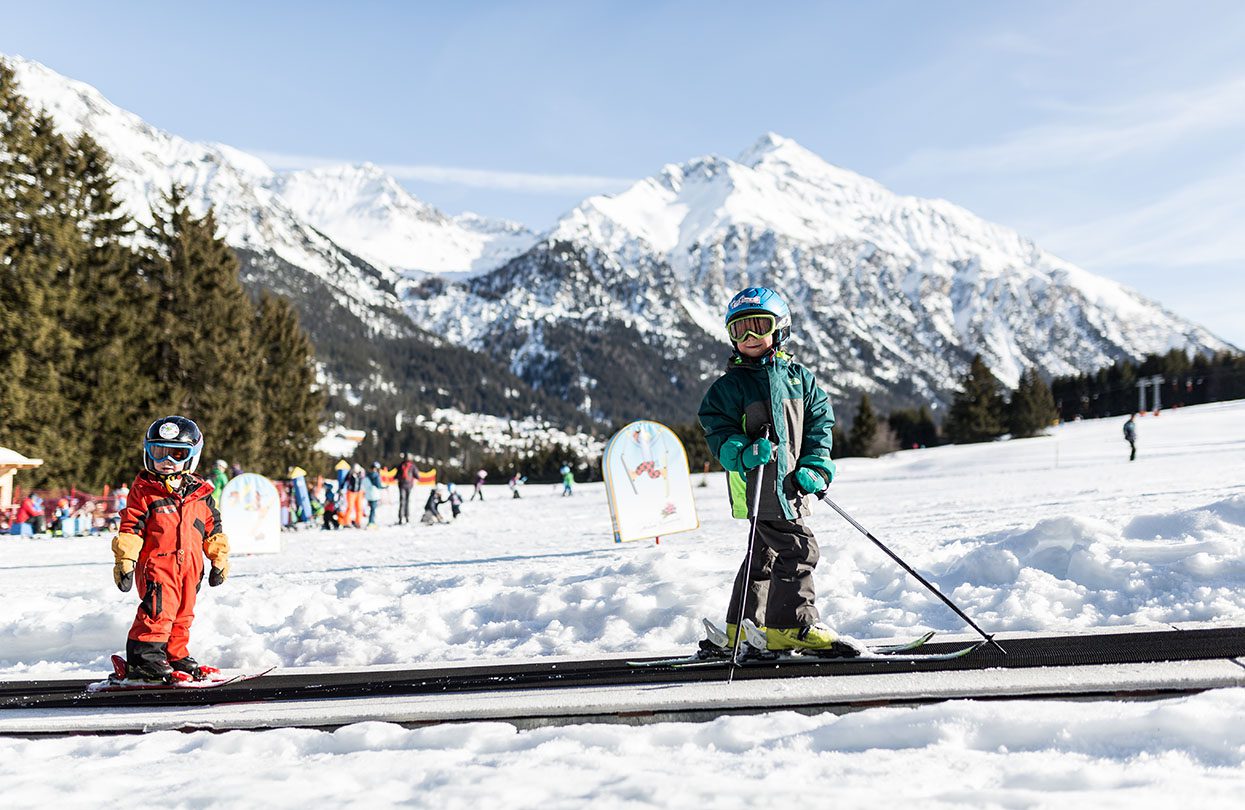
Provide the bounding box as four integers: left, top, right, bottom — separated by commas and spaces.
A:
698, 286, 857, 656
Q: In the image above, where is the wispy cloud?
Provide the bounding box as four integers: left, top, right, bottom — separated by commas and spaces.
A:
255, 150, 635, 194
891, 75, 1245, 176
1037, 151, 1245, 268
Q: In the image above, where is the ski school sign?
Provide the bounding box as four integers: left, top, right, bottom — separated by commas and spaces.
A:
603, 420, 699, 543
220, 473, 283, 554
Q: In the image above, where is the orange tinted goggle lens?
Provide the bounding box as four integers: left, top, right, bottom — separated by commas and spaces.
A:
727, 314, 776, 341
149, 444, 191, 461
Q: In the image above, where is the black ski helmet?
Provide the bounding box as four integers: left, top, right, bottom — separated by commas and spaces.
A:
143, 415, 204, 475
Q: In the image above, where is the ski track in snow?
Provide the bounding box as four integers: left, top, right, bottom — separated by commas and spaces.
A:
2, 401, 1244, 807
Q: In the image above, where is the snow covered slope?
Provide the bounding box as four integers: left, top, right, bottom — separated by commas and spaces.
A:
2, 401, 1245, 805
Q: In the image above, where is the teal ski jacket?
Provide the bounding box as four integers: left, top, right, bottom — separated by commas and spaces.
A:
698, 350, 835, 521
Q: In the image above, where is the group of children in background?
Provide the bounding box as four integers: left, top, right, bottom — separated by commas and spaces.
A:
313, 463, 545, 530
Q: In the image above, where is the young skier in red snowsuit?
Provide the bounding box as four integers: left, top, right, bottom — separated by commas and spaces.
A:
110, 416, 231, 682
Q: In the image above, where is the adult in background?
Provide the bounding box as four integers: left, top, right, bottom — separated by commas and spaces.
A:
396, 453, 416, 524
14, 493, 46, 534
422, 485, 448, 525
364, 461, 386, 529
1123, 413, 1138, 461
471, 468, 487, 501
343, 463, 366, 528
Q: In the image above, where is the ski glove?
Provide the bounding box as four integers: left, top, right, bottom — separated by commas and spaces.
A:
111, 532, 142, 592
795, 467, 829, 494
203, 534, 230, 586
741, 438, 775, 471
795, 455, 836, 494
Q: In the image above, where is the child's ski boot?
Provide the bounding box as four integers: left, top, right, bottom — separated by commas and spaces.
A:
765, 622, 867, 658
169, 656, 221, 681
698, 618, 768, 659
113, 654, 175, 684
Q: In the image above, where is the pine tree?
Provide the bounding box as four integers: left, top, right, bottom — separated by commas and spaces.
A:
944, 354, 1006, 444
61, 132, 152, 489
846, 394, 879, 457
1008, 368, 1058, 439
252, 290, 325, 477
0, 63, 79, 485
888, 405, 939, 449
830, 425, 847, 460
141, 188, 262, 469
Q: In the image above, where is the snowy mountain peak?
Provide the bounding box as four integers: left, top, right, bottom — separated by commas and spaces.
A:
737, 132, 884, 194
273, 163, 448, 228
8, 53, 1234, 427
7, 54, 538, 285
481, 132, 1233, 413
271, 162, 538, 277
738, 130, 822, 170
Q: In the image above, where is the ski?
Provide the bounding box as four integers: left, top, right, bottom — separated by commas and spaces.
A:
869, 630, 937, 654
85, 655, 276, 693
667, 640, 985, 669
738, 617, 937, 656
628, 621, 942, 668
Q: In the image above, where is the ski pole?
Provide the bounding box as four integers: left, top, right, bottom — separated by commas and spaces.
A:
817, 491, 1007, 656
728, 427, 771, 683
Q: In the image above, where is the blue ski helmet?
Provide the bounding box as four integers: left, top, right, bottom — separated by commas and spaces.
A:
724, 287, 791, 347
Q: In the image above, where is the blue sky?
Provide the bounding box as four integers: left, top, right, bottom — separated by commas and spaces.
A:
3, 1, 1242, 345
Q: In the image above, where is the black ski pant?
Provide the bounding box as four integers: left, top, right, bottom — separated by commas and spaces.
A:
1127, 439, 1136, 461
398, 486, 413, 523
725, 516, 820, 629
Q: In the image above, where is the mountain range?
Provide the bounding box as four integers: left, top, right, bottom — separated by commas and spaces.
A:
7, 54, 1235, 446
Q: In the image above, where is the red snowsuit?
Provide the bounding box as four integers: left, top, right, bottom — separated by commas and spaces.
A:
117, 471, 227, 660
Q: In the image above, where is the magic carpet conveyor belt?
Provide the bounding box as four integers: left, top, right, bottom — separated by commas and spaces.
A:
3, 625, 1245, 711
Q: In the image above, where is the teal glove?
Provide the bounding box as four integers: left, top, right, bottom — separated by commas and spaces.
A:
741, 438, 774, 471
795, 467, 828, 494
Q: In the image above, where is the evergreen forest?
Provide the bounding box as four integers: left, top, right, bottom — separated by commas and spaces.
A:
1, 61, 322, 489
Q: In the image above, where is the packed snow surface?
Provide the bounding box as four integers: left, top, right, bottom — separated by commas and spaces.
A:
2, 401, 1244, 807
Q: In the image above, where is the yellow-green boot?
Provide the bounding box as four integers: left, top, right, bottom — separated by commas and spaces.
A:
766, 623, 864, 658
699, 619, 766, 658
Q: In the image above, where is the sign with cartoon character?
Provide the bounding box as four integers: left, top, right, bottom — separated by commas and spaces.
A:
220, 473, 283, 554
603, 420, 699, 543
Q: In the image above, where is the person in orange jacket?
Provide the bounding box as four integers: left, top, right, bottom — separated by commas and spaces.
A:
110, 416, 230, 682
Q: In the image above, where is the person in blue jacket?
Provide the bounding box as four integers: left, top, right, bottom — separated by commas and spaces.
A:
697, 286, 857, 657
363, 461, 386, 529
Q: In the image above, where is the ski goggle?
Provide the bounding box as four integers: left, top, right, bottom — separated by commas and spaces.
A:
146, 442, 193, 462
727, 313, 777, 342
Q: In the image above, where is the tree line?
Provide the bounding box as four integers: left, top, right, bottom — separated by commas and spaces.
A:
834, 347, 1245, 458
0, 60, 323, 490
1050, 348, 1245, 422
